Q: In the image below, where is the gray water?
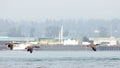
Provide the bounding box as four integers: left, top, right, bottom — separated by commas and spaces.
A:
0, 51, 120, 68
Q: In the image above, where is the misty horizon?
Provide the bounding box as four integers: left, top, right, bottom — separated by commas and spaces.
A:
0, 0, 120, 21
0, 18, 120, 37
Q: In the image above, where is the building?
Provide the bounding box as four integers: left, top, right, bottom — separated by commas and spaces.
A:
89, 37, 118, 46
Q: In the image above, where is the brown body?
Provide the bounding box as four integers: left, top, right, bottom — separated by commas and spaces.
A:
25, 45, 33, 53
87, 43, 97, 51
5, 42, 14, 50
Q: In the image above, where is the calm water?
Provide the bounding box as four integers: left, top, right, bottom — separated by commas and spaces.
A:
0, 51, 120, 68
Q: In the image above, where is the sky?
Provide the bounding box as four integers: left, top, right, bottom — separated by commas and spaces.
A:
0, 0, 120, 21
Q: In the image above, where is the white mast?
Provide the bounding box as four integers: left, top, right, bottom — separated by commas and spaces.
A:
61, 25, 63, 40
59, 25, 63, 44
110, 23, 113, 37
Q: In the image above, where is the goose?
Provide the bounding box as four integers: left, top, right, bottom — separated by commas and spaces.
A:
5, 41, 40, 53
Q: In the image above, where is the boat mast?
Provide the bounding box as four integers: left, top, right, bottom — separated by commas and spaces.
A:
59, 25, 63, 44
110, 22, 113, 37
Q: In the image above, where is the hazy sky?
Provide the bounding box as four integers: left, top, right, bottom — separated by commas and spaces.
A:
0, 0, 120, 21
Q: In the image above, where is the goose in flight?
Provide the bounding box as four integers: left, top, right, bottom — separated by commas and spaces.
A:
5, 41, 40, 53
87, 43, 99, 51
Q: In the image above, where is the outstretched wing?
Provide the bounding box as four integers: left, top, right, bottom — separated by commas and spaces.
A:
33, 45, 40, 48
96, 44, 100, 46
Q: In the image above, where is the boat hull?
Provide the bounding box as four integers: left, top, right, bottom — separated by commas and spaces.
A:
34, 44, 120, 51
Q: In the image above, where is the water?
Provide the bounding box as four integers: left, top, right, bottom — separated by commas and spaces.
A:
0, 51, 120, 68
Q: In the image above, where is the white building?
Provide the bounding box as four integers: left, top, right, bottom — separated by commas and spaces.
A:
89, 37, 118, 46
63, 39, 78, 45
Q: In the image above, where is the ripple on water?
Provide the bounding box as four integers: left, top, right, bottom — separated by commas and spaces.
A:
0, 51, 120, 68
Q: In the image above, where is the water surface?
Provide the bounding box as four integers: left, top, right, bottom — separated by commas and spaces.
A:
0, 51, 120, 68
